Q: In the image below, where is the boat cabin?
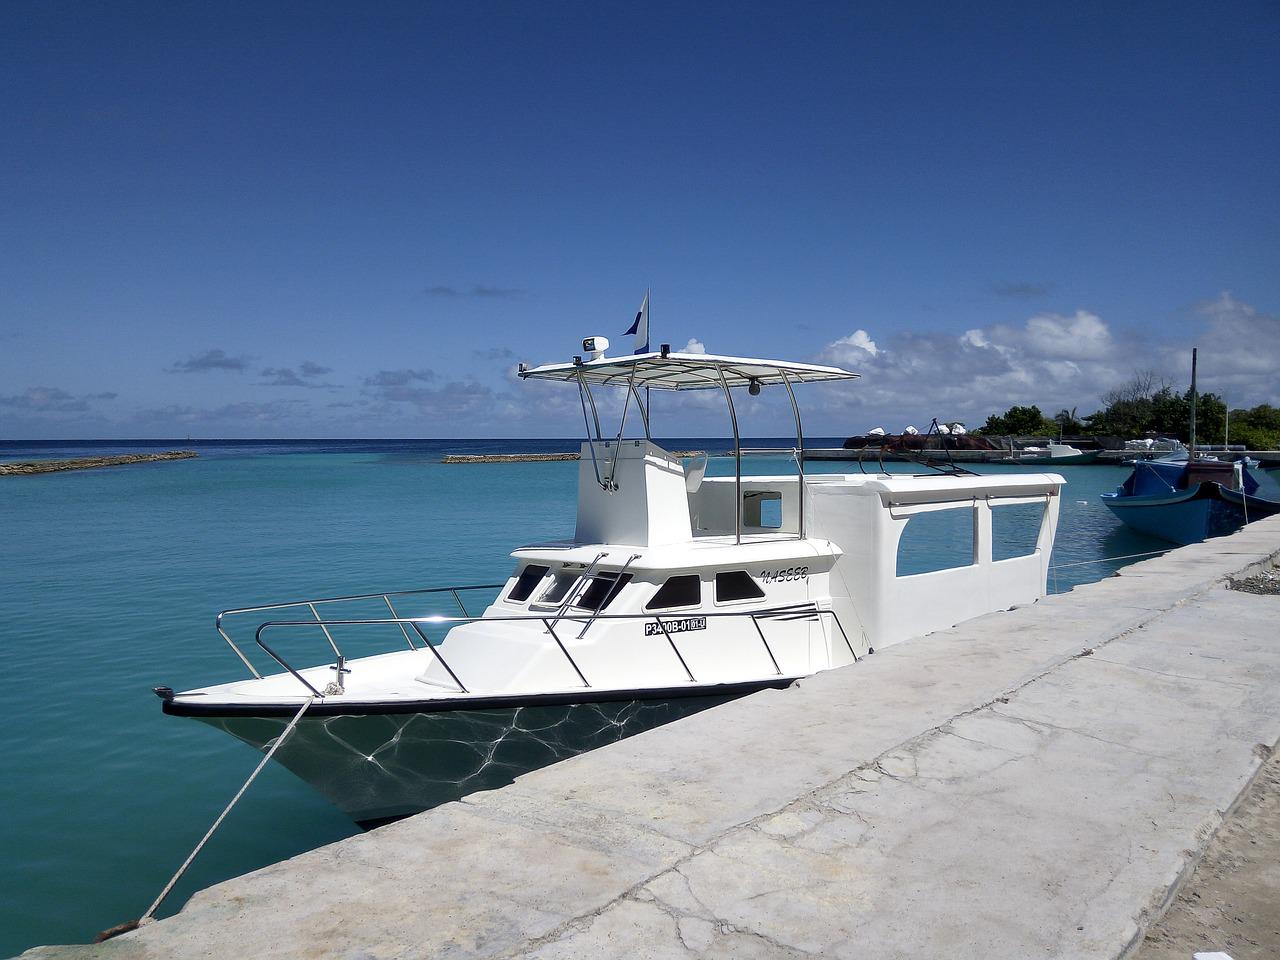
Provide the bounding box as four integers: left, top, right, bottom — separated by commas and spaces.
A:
412, 343, 1065, 693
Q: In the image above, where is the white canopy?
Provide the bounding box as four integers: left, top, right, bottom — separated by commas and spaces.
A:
518, 351, 859, 391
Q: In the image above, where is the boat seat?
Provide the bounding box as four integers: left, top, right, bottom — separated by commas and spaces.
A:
685, 452, 708, 493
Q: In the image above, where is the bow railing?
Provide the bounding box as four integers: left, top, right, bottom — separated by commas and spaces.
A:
243, 606, 859, 698
215, 583, 506, 679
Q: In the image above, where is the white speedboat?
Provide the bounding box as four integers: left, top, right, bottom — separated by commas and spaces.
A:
159, 339, 1064, 824
1007, 442, 1100, 465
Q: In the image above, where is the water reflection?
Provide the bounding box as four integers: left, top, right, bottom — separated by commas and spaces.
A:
206, 694, 738, 827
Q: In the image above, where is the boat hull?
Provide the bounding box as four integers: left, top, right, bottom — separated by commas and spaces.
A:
193, 689, 769, 825
1013, 451, 1100, 466
1101, 482, 1279, 545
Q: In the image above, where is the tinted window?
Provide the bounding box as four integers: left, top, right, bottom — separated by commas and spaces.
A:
507, 564, 549, 602
573, 573, 633, 611
540, 572, 578, 604
646, 574, 702, 610
715, 571, 765, 602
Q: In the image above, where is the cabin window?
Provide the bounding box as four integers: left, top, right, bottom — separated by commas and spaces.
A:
991, 502, 1044, 561
646, 574, 702, 610
573, 573, 634, 611
507, 564, 549, 602
715, 570, 765, 603
539, 571, 578, 605
896, 506, 976, 576
743, 491, 783, 529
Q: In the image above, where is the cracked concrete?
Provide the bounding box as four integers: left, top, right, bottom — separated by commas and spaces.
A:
18, 517, 1280, 960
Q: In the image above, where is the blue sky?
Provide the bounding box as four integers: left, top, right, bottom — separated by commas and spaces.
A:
2, 1, 1278, 439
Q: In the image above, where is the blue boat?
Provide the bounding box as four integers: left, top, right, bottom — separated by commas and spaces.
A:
1101, 458, 1280, 545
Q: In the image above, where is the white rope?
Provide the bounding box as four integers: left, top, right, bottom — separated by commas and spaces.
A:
1048, 548, 1172, 571
140, 696, 315, 925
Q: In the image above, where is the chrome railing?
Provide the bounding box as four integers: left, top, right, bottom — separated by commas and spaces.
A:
245, 606, 859, 698
576, 553, 640, 639
215, 583, 506, 680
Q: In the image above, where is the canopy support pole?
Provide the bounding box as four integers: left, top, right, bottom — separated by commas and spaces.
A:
603, 373, 638, 490
716, 364, 742, 545
629, 382, 652, 440
578, 373, 603, 440
576, 372, 607, 491
780, 369, 805, 539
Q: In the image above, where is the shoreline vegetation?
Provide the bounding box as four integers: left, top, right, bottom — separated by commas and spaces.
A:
974, 373, 1280, 450
0, 451, 198, 476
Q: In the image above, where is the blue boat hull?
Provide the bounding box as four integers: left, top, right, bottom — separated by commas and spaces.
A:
1102, 482, 1279, 545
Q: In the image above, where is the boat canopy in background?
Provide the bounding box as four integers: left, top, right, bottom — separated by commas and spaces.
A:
519, 351, 859, 390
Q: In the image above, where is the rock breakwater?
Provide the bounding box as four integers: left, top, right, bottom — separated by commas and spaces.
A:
0, 451, 198, 476
442, 450, 704, 464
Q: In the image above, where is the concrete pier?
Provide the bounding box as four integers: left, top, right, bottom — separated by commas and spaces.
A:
20, 518, 1280, 959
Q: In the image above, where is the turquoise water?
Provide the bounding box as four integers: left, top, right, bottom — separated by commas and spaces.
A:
5, 440, 1270, 954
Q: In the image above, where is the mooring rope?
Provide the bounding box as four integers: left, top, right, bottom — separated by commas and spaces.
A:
1048, 548, 1173, 571
97, 696, 315, 941
1047, 548, 1174, 595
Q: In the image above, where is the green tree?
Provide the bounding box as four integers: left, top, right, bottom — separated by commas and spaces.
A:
1190, 390, 1227, 444
1228, 404, 1280, 449
1053, 407, 1085, 435
1239, 404, 1280, 432
1228, 424, 1280, 450
1083, 371, 1165, 437
978, 404, 1057, 436
1080, 370, 1226, 442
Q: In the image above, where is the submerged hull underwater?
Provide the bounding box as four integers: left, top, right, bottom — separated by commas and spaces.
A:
193, 690, 767, 825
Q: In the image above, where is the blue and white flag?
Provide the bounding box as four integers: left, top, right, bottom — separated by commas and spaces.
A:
624, 290, 649, 354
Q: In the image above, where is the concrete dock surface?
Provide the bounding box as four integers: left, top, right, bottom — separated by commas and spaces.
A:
20, 517, 1280, 960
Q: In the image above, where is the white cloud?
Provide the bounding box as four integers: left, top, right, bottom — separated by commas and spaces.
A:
824, 329, 879, 364
813, 295, 1280, 435
681, 338, 707, 354
816, 313, 1124, 432
989, 309, 1114, 361
1180, 293, 1280, 403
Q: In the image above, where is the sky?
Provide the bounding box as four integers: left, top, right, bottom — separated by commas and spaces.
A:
2, 1, 1278, 439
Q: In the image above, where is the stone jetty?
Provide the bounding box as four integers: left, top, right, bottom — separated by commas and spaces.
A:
0, 451, 197, 476
18, 517, 1280, 959
443, 450, 704, 463
442, 452, 581, 463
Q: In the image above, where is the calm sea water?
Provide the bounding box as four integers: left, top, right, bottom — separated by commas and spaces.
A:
4, 438, 1270, 954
